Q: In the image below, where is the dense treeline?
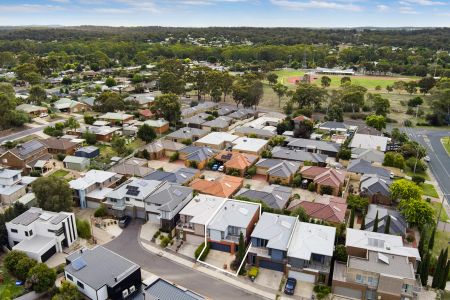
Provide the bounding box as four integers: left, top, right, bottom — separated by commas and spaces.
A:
1, 27, 450, 49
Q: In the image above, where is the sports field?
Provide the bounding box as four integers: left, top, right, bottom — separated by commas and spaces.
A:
273, 69, 418, 91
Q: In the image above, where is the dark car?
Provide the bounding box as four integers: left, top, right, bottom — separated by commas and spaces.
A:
284, 277, 297, 295
118, 215, 131, 228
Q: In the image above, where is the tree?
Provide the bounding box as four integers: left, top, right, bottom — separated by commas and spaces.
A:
405, 81, 417, 94
293, 119, 314, 139
399, 198, 434, 227
83, 114, 95, 125
390, 179, 422, 201
340, 84, 367, 113
408, 96, 424, 107
334, 244, 347, 262
243, 80, 264, 109
76, 218, 91, 239
16, 256, 37, 281
349, 208, 355, 229
221, 72, 234, 102
326, 104, 344, 122
418, 226, 428, 259
373, 211, 379, 232
28, 86, 47, 105
137, 124, 156, 142
290, 206, 309, 222
291, 83, 326, 109
369, 94, 390, 116
82, 130, 97, 145
105, 77, 117, 87
267, 73, 278, 86
65, 117, 79, 133
346, 195, 369, 212
432, 249, 447, 288
365, 115, 386, 131
26, 263, 56, 292
111, 135, 128, 156
440, 260, 450, 290
32, 176, 73, 212
428, 225, 436, 252
360, 212, 366, 230
340, 76, 351, 86
272, 83, 288, 107
418, 76, 436, 94
384, 215, 391, 234
4, 250, 28, 275
420, 251, 430, 286
321, 76, 331, 88
159, 72, 185, 95
151, 94, 181, 125
237, 232, 245, 263
52, 282, 83, 300
94, 91, 125, 113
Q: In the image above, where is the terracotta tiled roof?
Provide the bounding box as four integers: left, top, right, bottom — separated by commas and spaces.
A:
189, 175, 243, 198
314, 169, 346, 188
300, 166, 329, 178
290, 195, 347, 223
215, 151, 258, 170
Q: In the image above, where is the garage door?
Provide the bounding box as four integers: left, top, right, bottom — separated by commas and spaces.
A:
136, 209, 146, 219
40, 245, 57, 262
210, 242, 231, 252
147, 212, 160, 223
259, 260, 284, 272
288, 271, 315, 283
87, 201, 100, 209
333, 286, 362, 300
186, 234, 204, 245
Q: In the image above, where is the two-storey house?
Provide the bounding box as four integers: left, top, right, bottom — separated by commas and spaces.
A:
0, 168, 36, 205
0, 140, 52, 174
248, 212, 297, 273
207, 200, 260, 254
6, 207, 77, 262
286, 221, 336, 284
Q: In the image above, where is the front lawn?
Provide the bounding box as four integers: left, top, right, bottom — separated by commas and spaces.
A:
421, 183, 439, 198
432, 230, 450, 258
442, 137, 450, 156
51, 169, 70, 178
430, 202, 449, 222
0, 265, 25, 299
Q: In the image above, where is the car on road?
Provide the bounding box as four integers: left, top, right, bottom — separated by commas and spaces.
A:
118, 215, 131, 228
284, 277, 297, 295
424, 156, 431, 162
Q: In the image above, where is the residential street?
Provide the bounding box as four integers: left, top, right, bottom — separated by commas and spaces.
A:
104, 221, 265, 300
402, 127, 450, 205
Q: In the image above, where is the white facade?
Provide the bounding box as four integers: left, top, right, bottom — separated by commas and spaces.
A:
6, 207, 77, 262
65, 271, 108, 300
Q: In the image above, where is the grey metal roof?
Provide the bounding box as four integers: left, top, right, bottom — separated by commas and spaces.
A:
271, 147, 327, 163
208, 200, 259, 232
202, 117, 231, 129
319, 121, 347, 130
287, 138, 340, 153
185, 147, 215, 162
251, 212, 297, 251
145, 182, 192, 212
351, 148, 385, 163
144, 278, 205, 300
360, 174, 391, 197
348, 250, 415, 279
217, 106, 236, 116
364, 204, 407, 236
236, 185, 291, 210
65, 246, 140, 290
107, 178, 162, 201
167, 127, 207, 140
234, 127, 276, 138
347, 159, 391, 178
255, 158, 285, 169
267, 161, 300, 178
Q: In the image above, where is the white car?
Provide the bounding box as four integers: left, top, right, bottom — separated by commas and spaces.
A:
424, 156, 431, 162
218, 165, 224, 172
390, 172, 395, 179
39, 113, 48, 118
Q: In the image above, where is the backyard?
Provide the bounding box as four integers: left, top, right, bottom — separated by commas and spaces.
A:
0, 264, 25, 299
51, 169, 70, 178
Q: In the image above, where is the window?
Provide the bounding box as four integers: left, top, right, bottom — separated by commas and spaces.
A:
77, 281, 84, 289
29, 230, 33, 236
48, 229, 56, 233
368, 277, 378, 287
356, 274, 364, 283
122, 289, 129, 298
66, 274, 73, 281
10, 228, 18, 233
129, 286, 136, 293
25, 231, 29, 237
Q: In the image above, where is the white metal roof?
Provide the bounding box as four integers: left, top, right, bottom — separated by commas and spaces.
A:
179, 194, 227, 226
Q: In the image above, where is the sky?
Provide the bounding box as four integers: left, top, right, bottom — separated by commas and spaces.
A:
1, 0, 450, 27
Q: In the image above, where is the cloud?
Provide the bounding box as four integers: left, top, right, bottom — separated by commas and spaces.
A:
400, 0, 445, 5
399, 6, 420, 14
49, 0, 71, 3
270, 0, 363, 11
376, 4, 390, 12
0, 4, 64, 13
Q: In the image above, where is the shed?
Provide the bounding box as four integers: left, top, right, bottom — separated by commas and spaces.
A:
63, 156, 90, 171
75, 146, 100, 159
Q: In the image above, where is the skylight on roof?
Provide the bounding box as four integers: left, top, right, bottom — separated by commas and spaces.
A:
72, 257, 87, 271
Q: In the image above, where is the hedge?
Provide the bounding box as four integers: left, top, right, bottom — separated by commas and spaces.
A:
194, 242, 210, 261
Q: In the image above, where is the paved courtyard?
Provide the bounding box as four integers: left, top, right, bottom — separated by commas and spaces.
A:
204, 249, 236, 272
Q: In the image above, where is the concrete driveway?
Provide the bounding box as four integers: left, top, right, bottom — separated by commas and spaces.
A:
204, 249, 236, 271
147, 159, 185, 172
254, 268, 283, 290
105, 221, 264, 300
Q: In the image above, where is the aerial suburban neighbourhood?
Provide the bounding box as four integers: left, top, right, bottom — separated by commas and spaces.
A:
0, 3, 450, 300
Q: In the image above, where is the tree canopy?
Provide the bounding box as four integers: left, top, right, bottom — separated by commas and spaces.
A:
32, 176, 73, 212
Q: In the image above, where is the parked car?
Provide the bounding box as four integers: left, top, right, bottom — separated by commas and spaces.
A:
424, 156, 431, 162
284, 277, 297, 295
218, 165, 224, 172
39, 113, 48, 118
390, 172, 395, 179
211, 164, 219, 171
118, 215, 131, 228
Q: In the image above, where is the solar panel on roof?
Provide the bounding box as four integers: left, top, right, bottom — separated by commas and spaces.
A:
126, 189, 140, 196
126, 185, 138, 191
72, 257, 87, 271
18, 140, 43, 156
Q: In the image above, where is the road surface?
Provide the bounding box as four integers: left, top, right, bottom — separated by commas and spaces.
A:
402, 127, 450, 205
104, 221, 265, 300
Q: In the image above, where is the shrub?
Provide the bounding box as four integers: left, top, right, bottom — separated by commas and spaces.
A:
412, 175, 425, 185
246, 166, 257, 176
337, 148, 351, 160
15, 256, 37, 281
26, 263, 57, 293
406, 157, 427, 173
194, 242, 210, 261
406, 234, 415, 243
76, 218, 91, 239
94, 204, 108, 218
320, 185, 333, 195
182, 139, 192, 146
189, 160, 198, 169
56, 153, 66, 161
248, 267, 259, 279
334, 244, 348, 263
160, 236, 171, 248
308, 182, 315, 192
153, 231, 160, 239
403, 119, 413, 127
4, 250, 28, 275
313, 285, 331, 300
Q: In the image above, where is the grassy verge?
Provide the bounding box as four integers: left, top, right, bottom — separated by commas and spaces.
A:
430, 202, 449, 222
421, 183, 439, 198
432, 230, 450, 258
51, 169, 70, 178
405, 168, 430, 181
0, 265, 25, 299
441, 137, 450, 156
